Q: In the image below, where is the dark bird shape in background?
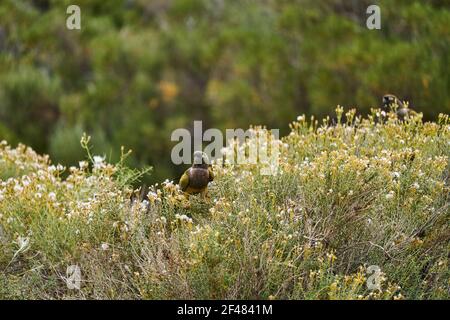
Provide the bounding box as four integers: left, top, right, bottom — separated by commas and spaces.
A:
130, 184, 149, 204
179, 151, 214, 198
382, 94, 417, 121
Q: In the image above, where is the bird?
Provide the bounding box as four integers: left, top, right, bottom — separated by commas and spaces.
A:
179, 151, 214, 198
130, 184, 149, 204
382, 94, 416, 121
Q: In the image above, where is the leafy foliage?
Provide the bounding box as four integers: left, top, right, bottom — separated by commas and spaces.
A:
0, 109, 448, 299
0, 0, 449, 182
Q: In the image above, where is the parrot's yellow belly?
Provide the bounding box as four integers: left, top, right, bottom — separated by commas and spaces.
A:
185, 186, 207, 194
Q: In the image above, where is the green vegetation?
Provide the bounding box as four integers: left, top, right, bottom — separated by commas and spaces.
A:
0, 0, 449, 182
0, 109, 448, 299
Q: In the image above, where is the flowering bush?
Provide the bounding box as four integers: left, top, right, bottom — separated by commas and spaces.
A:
0, 110, 449, 299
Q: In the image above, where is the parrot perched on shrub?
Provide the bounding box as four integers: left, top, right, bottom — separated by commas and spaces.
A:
179, 151, 214, 198
382, 94, 416, 120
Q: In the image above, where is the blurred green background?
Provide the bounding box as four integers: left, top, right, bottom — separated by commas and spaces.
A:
0, 0, 449, 182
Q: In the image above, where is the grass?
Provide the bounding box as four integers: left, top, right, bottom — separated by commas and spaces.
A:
0, 108, 449, 299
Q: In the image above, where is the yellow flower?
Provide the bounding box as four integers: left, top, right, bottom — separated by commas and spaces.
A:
158, 81, 179, 103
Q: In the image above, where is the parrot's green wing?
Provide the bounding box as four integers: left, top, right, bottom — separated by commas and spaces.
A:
179, 169, 190, 191
208, 166, 214, 182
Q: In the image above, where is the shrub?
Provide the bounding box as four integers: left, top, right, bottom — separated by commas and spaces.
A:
0, 109, 449, 299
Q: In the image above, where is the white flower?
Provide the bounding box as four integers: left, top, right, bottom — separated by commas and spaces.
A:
101, 242, 109, 250
412, 182, 420, 189
175, 214, 193, 224
162, 179, 174, 188
93, 156, 106, 169
391, 172, 400, 179
148, 191, 157, 199
48, 192, 57, 201
140, 200, 149, 211
14, 184, 23, 194
386, 191, 395, 200
79, 161, 88, 169
22, 176, 31, 187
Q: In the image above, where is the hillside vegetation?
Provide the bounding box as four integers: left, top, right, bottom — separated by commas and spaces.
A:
1, 0, 449, 182
0, 109, 449, 299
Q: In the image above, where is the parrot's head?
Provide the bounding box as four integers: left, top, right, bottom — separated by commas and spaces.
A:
193, 151, 210, 168
382, 94, 402, 110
